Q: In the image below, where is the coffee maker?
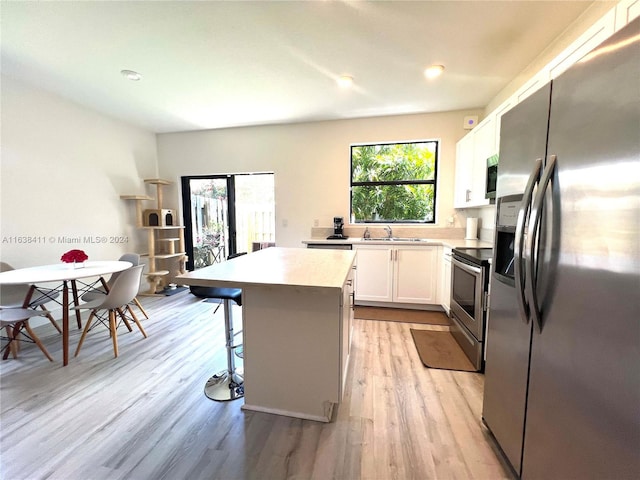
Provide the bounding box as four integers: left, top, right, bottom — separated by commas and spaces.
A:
327, 216, 348, 240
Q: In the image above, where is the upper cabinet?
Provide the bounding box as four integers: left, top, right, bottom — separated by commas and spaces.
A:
514, 69, 550, 104
615, 0, 640, 29
454, 114, 495, 208
454, 0, 637, 210
547, 9, 616, 79
453, 132, 475, 208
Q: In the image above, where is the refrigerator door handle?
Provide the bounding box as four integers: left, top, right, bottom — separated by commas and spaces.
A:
514, 157, 543, 324
526, 154, 557, 333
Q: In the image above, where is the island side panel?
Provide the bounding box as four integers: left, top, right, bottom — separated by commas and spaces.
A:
340, 265, 355, 400
241, 284, 342, 422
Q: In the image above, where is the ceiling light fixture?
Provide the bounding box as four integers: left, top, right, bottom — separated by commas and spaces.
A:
121, 69, 142, 81
424, 65, 445, 79
337, 75, 354, 89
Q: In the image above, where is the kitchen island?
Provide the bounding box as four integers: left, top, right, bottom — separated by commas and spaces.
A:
177, 247, 356, 422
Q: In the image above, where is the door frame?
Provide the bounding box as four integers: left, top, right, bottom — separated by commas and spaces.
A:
180, 174, 238, 271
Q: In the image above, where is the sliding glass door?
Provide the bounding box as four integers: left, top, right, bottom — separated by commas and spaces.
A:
181, 173, 275, 271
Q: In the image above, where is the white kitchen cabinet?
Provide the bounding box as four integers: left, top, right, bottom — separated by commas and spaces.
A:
394, 245, 439, 304
454, 117, 492, 208
514, 69, 550, 104
474, 113, 496, 159
354, 244, 439, 305
548, 8, 615, 79
353, 245, 394, 301
615, 0, 640, 30
440, 247, 452, 314
453, 133, 475, 209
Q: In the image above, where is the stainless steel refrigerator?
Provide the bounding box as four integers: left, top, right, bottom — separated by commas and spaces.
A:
482, 18, 640, 479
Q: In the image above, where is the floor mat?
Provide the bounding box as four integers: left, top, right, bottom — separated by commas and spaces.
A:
410, 329, 476, 372
355, 306, 450, 325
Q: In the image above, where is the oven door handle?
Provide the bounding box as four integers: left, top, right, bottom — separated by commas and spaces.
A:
452, 257, 482, 275
514, 158, 542, 325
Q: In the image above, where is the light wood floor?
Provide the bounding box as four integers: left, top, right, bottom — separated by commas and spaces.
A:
0, 292, 512, 480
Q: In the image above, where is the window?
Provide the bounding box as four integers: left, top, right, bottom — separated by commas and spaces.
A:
350, 140, 438, 223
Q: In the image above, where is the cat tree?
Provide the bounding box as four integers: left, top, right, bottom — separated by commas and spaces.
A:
121, 179, 187, 295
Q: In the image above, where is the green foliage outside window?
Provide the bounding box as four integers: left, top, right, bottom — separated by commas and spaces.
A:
351, 141, 438, 223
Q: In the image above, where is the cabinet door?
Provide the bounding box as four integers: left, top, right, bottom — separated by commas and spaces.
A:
394, 246, 438, 304
548, 9, 615, 79
454, 134, 474, 208
615, 0, 640, 30
354, 245, 393, 302
514, 69, 550, 104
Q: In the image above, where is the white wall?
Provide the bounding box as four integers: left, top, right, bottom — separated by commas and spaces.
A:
0, 76, 158, 268
156, 109, 482, 247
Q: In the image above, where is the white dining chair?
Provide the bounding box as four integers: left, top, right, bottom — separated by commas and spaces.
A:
0, 262, 62, 334
1, 307, 54, 361
74, 265, 147, 358
81, 253, 149, 319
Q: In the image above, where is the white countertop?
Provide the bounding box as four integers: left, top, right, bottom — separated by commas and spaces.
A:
177, 247, 356, 290
302, 237, 493, 249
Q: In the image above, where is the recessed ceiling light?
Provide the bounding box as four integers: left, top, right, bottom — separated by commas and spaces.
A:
424, 65, 445, 79
121, 69, 142, 81
337, 75, 354, 89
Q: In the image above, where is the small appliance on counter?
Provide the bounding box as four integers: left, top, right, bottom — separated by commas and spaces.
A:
327, 216, 348, 240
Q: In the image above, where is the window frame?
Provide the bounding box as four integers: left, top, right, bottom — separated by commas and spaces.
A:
349, 139, 439, 224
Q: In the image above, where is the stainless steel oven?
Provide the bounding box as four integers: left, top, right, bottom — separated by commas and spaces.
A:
450, 248, 492, 371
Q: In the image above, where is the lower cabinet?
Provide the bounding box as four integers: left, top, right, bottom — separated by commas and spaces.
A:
353, 245, 393, 302
354, 244, 439, 304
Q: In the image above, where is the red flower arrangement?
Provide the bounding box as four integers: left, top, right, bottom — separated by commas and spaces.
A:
61, 249, 88, 263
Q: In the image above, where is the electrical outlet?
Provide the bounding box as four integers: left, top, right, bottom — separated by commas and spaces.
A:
282, 219, 288, 227
313, 219, 319, 227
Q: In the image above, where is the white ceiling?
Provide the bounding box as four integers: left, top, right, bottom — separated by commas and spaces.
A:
1, 1, 602, 134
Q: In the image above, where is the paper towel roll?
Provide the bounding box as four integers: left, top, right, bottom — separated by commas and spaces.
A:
465, 217, 478, 240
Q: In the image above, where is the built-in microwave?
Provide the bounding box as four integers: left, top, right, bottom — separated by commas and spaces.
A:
485, 154, 498, 199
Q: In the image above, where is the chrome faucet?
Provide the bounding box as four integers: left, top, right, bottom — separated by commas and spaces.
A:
384, 225, 393, 238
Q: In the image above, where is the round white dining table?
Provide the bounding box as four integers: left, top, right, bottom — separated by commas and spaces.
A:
0, 261, 132, 365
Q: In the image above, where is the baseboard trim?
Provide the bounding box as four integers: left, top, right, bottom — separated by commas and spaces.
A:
355, 301, 445, 311
241, 403, 334, 423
